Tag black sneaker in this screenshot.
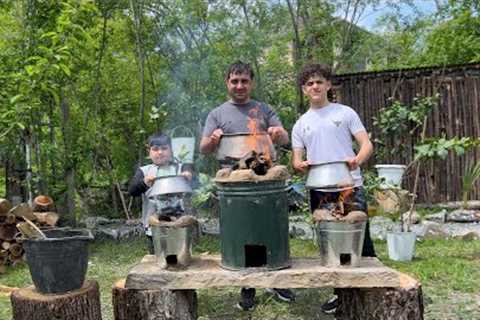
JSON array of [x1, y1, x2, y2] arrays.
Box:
[[266, 288, 296, 302], [236, 288, 255, 311], [320, 295, 339, 314]]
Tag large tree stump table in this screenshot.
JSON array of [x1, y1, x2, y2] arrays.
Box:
[[121, 255, 423, 320], [10, 280, 102, 320]]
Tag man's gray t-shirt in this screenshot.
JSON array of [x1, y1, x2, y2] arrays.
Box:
[[291, 103, 367, 187], [202, 100, 282, 136]]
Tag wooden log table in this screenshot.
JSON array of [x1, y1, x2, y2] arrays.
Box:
[[118, 255, 423, 320]]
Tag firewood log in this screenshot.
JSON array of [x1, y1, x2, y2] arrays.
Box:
[[1, 241, 11, 251], [0, 224, 17, 241], [33, 211, 59, 226], [0, 249, 8, 258], [33, 195, 54, 212], [9, 243, 23, 257], [0, 264, 5, 274], [9, 203, 36, 221], [6, 213, 16, 225], [0, 199, 12, 216]]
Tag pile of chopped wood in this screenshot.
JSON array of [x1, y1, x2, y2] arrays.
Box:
[[0, 196, 59, 273]]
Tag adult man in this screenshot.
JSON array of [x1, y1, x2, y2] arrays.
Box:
[[291, 63, 376, 314], [200, 61, 292, 311]]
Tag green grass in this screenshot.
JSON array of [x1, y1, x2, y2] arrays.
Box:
[[1, 237, 480, 320]]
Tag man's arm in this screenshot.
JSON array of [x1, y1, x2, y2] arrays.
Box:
[[292, 147, 310, 173], [346, 131, 373, 170]]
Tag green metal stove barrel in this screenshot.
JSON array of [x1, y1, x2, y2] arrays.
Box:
[[216, 180, 290, 270]]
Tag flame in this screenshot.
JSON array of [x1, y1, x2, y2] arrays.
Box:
[[337, 188, 354, 215], [246, 105, 271, 161]]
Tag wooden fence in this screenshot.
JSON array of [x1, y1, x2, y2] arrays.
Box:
[[332, 63, 480, 203]]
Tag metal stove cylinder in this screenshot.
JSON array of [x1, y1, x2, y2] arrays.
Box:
[[217, 180, 290, 270], [151, 225, 192, 268], [315, 221, 366, 267]]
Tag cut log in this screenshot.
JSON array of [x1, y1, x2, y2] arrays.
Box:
[[2, 241, 11, 250], [0, 224, 17, 241], [6, 213, 17, 225], [32, 195, 54, 212], [9, 243, 23, 257], [0, 198, 12, 216], [112, 279, 197, 320], [10, 280, 102, 320], [336, 273, 424, 320], [33, 212, 59, 226], [9, 203, 36, 221]]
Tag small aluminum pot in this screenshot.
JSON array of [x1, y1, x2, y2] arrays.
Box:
[[305, 161, 354, 190], [216, 132, 276, 161], [148, 175, 192, 198]]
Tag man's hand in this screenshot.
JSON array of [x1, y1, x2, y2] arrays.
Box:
[[293, 160, 310, 173], [210, 128, 224, 146], [144, 175, 156, 187], [346, 157, 360, 170], [181, 171, 193, 181], [267, 126, 288, 144]]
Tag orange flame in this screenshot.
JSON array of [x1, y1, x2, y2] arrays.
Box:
[[246, 105, 271, 161]]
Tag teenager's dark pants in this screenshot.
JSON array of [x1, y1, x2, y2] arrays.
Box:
[[309, 187, 376, 257]]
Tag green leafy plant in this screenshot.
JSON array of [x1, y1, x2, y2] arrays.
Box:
[[414, 137, 480, 161], [462, 161, 480, 208], [192, 173, 217, 216], [373, 95, 437, 161]]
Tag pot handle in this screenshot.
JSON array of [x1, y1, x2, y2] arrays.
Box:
[[170, 125, 194, 138]]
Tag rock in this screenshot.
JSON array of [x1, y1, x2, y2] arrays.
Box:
[[369, 216, 398, 240], [418, 221, 449, 239], [402, 210, 421, 225], [447, 209, 480, 223], [198, 218, 220, 236], [424, 210, 448, 223], [80, 216, 111, 229], [289, 221, 314, 240], [375, 189, 410, 214], [454, 231, 480, 241]]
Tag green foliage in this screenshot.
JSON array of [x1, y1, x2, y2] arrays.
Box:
[[414, 137, 480, 161], [362, 169, 385, 204], [462, 160, 480, 207], [373, 95, 438, 161]]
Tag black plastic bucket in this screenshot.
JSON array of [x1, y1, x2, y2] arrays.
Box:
[[23, 229, 94, 294]]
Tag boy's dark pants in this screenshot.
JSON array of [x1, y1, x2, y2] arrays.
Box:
[[309, 186, 376, 257]]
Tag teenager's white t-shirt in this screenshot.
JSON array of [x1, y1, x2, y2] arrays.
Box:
[[291, 103, 366, 187]]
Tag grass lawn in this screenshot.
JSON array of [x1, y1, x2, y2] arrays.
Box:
[[1, 236, 479, 320]]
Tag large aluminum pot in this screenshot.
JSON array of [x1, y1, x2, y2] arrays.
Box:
[[305, 161, 354, 190], [216, 132, 276, 161], [148, 175, 192, 198]]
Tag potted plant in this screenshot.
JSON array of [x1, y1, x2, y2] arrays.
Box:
[[373, 95, 438, 261]]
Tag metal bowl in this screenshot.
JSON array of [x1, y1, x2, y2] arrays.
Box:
[[305, 161, 354, 190], [216, 132, 276, 161], [148, 175, 192, 198]]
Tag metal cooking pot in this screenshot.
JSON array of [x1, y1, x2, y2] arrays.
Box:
[[216, 132, 276, 161], [305, 161, 354, 190], [148, 175, 192, 198]]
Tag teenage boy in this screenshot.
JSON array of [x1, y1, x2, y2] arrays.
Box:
[[200, 61, 292, 311], [291, 63, 376, 314], [129, 132, 192, 253]]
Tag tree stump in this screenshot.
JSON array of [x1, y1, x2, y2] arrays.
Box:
[[112, 279, 197, 320], [10, 280, 102, 320], [336, 273, 424, 320]]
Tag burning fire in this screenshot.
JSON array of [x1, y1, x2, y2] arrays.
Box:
[[246, 105, 272, 161]]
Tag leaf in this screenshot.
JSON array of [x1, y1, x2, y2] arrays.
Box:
[[9, 94, 23, 104]]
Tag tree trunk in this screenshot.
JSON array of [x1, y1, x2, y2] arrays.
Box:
[[10, 280, 102, 320], [5, 157, 26, 205], [112, 279, 197, 320], [336, 273, 424, 320]]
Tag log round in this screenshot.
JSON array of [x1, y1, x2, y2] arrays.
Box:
[[10, 280, 101, 320], [336, 274, 424, 320], [112, 279, 197, 320]]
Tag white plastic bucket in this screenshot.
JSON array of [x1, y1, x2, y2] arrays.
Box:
[[170, 126, 195, 164], [386, 232, 416, 261], [375, 164, 406, 189]]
